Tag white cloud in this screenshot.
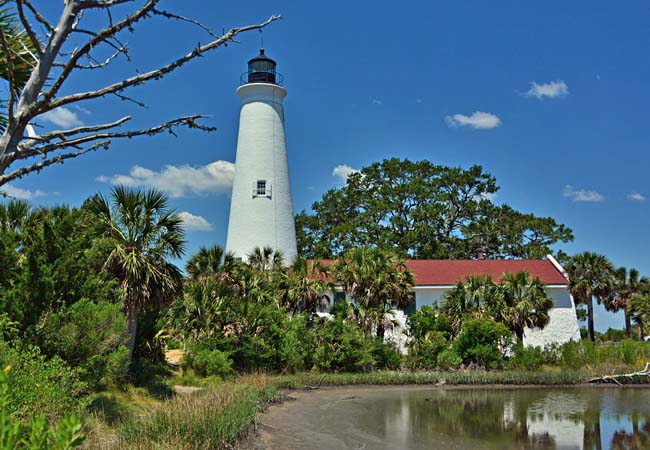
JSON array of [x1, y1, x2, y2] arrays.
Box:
[[445, 111, 501, 129], [98, 160, 235, 198], [372, 99, 383, 105], [524, 80, 569, 99], [1, 184, 45, 200], [563, 185, 605, 202], [628, 192, 646, 201], [332, 164, 360, 184], [40, 107, 84, 128], [480, 192, 498, 202], [177, 211, 213, 232]]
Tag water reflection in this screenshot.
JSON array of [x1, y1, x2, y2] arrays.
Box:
[[366, 388, 650, 450]]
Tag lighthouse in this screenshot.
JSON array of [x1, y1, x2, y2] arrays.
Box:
[[225, 49, 298, 263]]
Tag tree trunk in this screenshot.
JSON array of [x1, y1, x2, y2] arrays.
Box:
[[587, 298, 595, 342], [624, 307, 632, 339], [377, 322, 385, 339], [640, 321, 646, 341], [126, 308, 138, 362]]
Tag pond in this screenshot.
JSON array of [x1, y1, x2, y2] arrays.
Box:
[[254, 385, 650, 450]]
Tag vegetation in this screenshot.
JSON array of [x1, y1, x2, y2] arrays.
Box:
[[0, 173, 647, 449], [87, 187, 185, 361], [0, 366, 86, 450], [296, 158, 573, 259], [565, 252, 615, 342]]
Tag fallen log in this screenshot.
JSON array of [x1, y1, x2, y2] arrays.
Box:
[[587, 362, 650, 385]]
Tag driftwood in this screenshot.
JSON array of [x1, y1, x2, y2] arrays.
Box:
[[304, 375, 327, 390], [587, 362, 650, 385]]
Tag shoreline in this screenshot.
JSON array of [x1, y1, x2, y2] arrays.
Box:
[[243, 382, 650, 450]]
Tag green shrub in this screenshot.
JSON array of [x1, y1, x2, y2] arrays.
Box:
[[183, 347, 233, 379], [0, 341, 84, 420], [560, 340, 590, 369], [621, 339, 640, 365], [406, 331, 447, 370], [437, 348, 462, 370], [508, 344, 545, 370], [407, 306, 451, 340], [312, 318, 374, 372], [0, 367, 86, 450], [454, 318, 511, 369], [39, 299, 129, 388], [278, 315, 315, 373], [372, 339, 402, 370]]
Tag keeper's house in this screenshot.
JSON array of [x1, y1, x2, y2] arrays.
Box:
[[325, 255, 581, 348]]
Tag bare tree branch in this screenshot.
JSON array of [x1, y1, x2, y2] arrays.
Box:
[[15, 115, 215, 161], [15, 0, 43, 57], [0, 142, 108, 186], [0, 0, 280, 187], [151, 8, 219, 39], [21, 0, 54, 33], [19, 116, 132, 149], [43, 0, 162, 104], [48, 15, 281, 111]]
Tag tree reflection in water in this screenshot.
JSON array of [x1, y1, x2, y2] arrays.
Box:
[[374, 388, 650, 450]]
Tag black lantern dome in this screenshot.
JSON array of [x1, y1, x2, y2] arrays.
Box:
[[242, 49, 283, 85]]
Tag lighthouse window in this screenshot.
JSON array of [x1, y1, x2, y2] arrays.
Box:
[[253, 180, 271, 198], [256, 180, 267, 195]]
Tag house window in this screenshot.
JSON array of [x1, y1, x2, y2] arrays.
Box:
[[333, 291, 346, 304], [404, 292, 416, 316]]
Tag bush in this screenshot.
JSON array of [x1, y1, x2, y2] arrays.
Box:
[[278, 315, 315, 373], [39, 299, 129, 388], [508, 344, 545, 370], [560, 340, 591, 369], [312, 318, 374, 372], [621, 339, 640, 365], [454, 318, 511, 369], [407, 306, 451, 340], [0, 367, 86, 450], [406, 331, 447, 370], [372, 339, 402, 370], [0, 341, 85, 420], [437, 348, 462, 370], [183, 347, 233, 379]]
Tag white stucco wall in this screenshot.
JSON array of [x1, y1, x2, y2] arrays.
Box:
[[410, 284, 581, 348], [225, 83, 298, 264], [522, 287, 581, 348]]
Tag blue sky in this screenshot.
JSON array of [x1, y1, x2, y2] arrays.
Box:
[[4, 1, 649, 331]]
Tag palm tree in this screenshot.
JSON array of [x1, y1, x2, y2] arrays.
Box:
[[86, 186, 185, 360], [441, 275, 497, 336], [565, 252, 615, 342], [186, 245, 236, 282], [0, 1, 40, 132], [630, 278, 650, 340], [334, 247, 414, 337], [278, 257, 330, 314], [493, 271, 553, 342], [247, 246, 285, 273], [604, 267, 642, 338]]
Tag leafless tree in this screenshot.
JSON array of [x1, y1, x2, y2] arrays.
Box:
[[0, 0, 279, 193]]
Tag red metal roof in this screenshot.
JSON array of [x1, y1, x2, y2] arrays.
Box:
[[405, 259, 568, 286], [311, 259, 568, 286]]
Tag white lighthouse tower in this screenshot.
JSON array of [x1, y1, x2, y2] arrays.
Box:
[[225, 49, 298, 263]]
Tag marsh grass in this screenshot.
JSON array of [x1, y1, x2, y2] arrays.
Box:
[[83, 375, 280, 450], [275, 369, 587, 388]]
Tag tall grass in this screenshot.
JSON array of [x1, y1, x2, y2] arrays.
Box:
[[83, 375, 280, 450], [276, 369, 586, 388]]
